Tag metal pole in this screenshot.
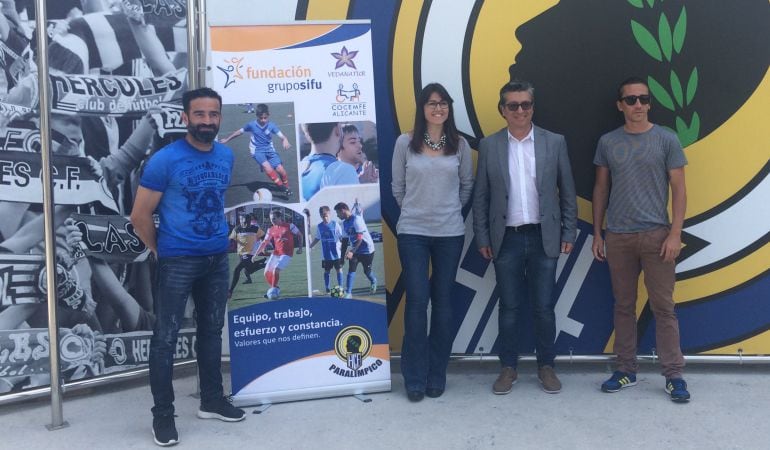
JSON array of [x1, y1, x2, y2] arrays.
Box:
[[186, 0, 199, 89], [34, 0, 68, 431], [197, 0, 208, 86]]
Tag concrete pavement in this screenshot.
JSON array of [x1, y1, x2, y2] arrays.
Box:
[[2, 361, 769, 449]]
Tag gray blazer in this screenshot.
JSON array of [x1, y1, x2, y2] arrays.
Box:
[[472, 125, 577, 259]]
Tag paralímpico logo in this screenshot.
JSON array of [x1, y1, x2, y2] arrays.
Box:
[[329, 325, 383, 377]]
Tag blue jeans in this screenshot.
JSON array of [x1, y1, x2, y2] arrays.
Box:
[[398, 234, 464, 392], [150, 253, 229, 417], [493, 227, 558, 368]]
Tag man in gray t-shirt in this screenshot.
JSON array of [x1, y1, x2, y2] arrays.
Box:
[[592, 77, 690, 403]]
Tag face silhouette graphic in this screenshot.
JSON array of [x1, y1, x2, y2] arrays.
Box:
[[508, 0, 770, 198]]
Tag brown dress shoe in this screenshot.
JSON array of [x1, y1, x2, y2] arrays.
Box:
[[538, 366, 562, 394], [492, 367, 518, 394]]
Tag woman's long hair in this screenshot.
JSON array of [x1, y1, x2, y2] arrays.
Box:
[[409, 83, 460, 155]]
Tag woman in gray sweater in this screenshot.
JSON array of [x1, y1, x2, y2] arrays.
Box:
[[391, 83, 474, 402]]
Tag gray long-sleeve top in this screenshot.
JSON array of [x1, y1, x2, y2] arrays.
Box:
[[391, 133, 474, 237]]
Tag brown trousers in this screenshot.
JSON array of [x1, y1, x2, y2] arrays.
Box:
[[606, 227, 685, 379]]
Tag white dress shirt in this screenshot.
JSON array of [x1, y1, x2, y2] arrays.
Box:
[[506, 127, 540, 226]]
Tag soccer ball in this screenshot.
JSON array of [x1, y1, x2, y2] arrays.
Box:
[[265, 287, 281, 300], [329, 285, 345, 298], [253, 188, 273, 203]]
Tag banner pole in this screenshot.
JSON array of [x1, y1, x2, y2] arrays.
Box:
[[197, 0, 208, 87], [34, 0, 68, 431], [186, 0, 199, 89]]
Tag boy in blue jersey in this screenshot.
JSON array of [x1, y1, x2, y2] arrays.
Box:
[[308, 206, 344, 294], [131, 88, 245, 447], [299, 122, 341, 201], [220, 104, 292, 196], [333, 202, 377, 299]]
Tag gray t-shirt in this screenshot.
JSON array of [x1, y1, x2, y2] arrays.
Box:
[[391, 133, 474, 236], [594, 124, 687, 233]]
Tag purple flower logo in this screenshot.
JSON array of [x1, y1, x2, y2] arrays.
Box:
[[331, 46, 358, 70]]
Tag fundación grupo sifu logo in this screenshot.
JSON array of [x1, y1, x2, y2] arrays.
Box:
[[217, 56, 245, 88], [330, 325, 383, 377]]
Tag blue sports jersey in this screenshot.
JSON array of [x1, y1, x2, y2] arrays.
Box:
[[243, 120, 281, 153], [342, 215, 374, 255], [139, 138, 233, 257], [316, 220, 343, 261], [300, 153, 337, 201]]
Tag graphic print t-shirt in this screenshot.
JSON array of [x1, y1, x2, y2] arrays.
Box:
[[244, 120, 280, 153], [315, 220, 343, 260], [139, 139, 233, 257]]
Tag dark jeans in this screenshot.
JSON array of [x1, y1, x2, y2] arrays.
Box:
[[150, 253, 229, 417], [398, 234, 464, 392], [493, 227, 558, 368]]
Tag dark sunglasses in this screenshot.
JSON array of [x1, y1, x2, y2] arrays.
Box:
[[503, 101, 533, 111], [620, 95, 651, 105]]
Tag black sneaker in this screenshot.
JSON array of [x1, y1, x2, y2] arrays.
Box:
[[197, 396, 246, 422], [152, 415, 179, 446]]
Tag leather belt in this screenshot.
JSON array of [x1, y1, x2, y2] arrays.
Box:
[[506, 223, 540, 233]]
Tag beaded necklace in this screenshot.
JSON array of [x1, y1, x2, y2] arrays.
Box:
[[423, 132, 446, 151]]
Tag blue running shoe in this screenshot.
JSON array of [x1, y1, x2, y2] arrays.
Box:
[[665, 378, 691, 403], [601, 371, 637, 393]]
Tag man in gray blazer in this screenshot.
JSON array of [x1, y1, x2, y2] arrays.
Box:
[[473, 80, 577, 395]]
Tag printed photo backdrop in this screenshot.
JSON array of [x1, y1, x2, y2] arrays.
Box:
[[224, 1, 770, 357], [0, 0, 193, 397]]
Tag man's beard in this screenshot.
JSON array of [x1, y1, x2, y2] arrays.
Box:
[[188, 123, 219, 144]]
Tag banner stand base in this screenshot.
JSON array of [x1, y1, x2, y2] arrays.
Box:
[[353, 394, 372, 403], [251, 404, 272, 414], [45, 421, 69, 431], [233, 380, 391, 407]]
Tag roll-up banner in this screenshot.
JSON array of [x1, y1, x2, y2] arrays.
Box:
[[210, 21, 390, 405]]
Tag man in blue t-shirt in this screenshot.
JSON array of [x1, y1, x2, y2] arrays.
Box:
[[308, 205, 344, 294], [334, 202, 377, 299], [219, 104, 292, 196], [131, 88, 245, 446]]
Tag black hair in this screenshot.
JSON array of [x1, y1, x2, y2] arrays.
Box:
[[333, 202, 349, 212], [617, 76, 649, 100], [410, 83, 460, 155], [256, 103, 269, 116], [304, 122, 338, 143], [498, 80, 535, 112], [182, 87, 222, 113]]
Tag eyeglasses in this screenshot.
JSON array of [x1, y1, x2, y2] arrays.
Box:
[[620, 95, 651, 105], [426, 101, 449, 110], [503, 101, 533, 111]]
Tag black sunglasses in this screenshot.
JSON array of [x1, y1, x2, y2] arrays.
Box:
[[503, 101, 533, 111], [620, 95, 651, 105]]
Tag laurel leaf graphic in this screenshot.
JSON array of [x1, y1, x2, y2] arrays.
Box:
[[673, 6, 687, 53], [627, 0, 644, 8], [648, 75, 675, 110], [685, 67, 698, 106], [631, 20, 663, 61], [670, 70, 684, 108], [658, 12, 673, 61]]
